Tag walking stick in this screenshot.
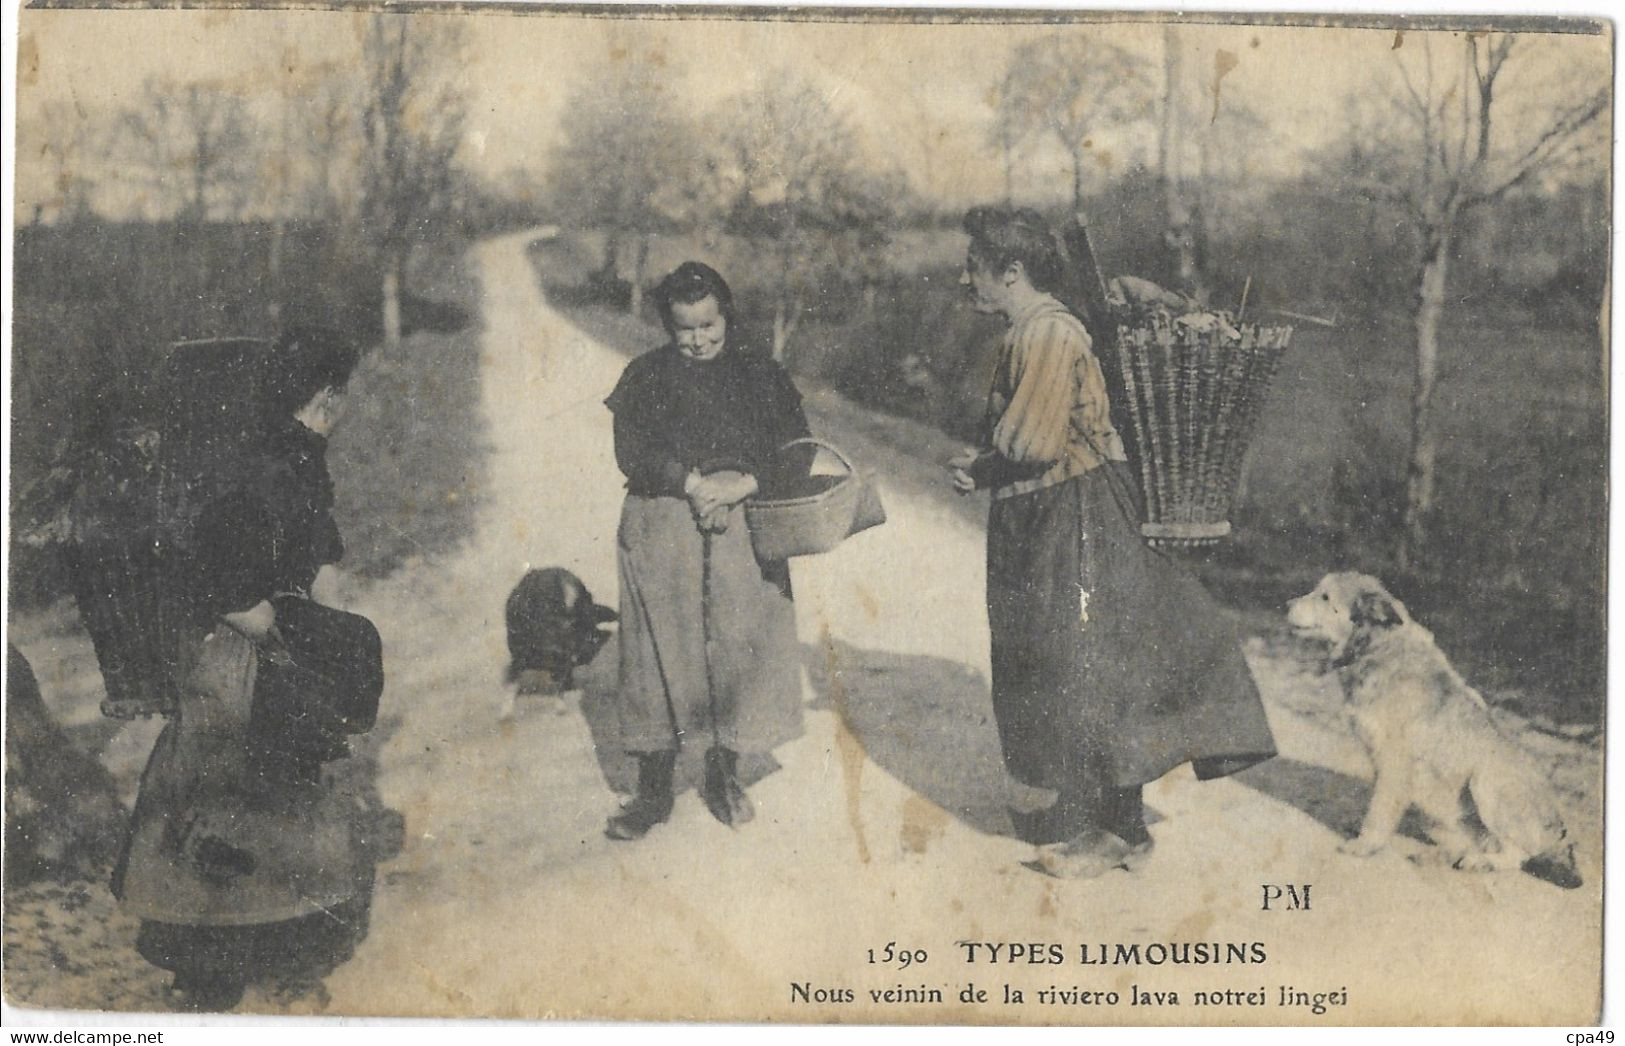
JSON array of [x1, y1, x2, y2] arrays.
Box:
[[694, 466, 753, 827], [694, 463, 744, 754], [701, 523, 722, 751]]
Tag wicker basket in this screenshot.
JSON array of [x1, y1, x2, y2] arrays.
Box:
[[63, 427, 186, 719], [62, 337, 273, 718], [744, 438, 885, 560], [1097, 321, 1293, 546]]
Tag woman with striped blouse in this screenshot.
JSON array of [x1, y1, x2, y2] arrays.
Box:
[[950, 207, 1276, 879]]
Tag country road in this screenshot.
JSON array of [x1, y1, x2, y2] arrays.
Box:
[[5, 229, 1602, 1025], [321, 229, 1601, 1024]]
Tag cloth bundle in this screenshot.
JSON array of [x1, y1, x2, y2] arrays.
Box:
[[247, 596, 384, 774]]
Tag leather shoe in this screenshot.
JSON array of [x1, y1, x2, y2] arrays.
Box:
[[1034, 828, 1137, 879], [702, 747, 754, 827], [606, 750, 676, 841]]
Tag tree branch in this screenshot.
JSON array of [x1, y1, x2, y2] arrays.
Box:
[[1394, 50, 1430, 122], [1467, 87, 1608, 205], [1450, 39, 1472, 178]]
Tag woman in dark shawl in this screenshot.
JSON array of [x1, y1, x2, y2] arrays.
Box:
[[603, 262, 813, 840], [949, 208, 1276, 878]]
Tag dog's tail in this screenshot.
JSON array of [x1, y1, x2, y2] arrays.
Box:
[[1522, 842, 1583, 890], [1471, 755, 1579, 889]]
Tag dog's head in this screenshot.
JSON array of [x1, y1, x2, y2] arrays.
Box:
[[571, 599, 618, 665], [1286, 572, 1411, 667], [506, 568, 618, 684], [555, 570, 617, 666]]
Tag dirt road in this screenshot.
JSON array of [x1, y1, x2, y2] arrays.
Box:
[[6, 229, 1601, 1024]]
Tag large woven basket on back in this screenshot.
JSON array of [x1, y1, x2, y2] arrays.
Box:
[[63, 431, 180, 720], [1096, 321, 1293, 546], [64, 337, 272, 718]]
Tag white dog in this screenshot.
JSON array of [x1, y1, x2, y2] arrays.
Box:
[[1286, 572, 1580, 888]]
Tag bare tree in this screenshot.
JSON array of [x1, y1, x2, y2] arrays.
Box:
[[984, 80, 1025, 207], [359, 15, 468, 348], [718, 75, 902, 359], [255, 58, 363, 226], [28, 98, 103, 223], [116, 76, 257, 222], [1349, 33, 1608, 567], [1194, 88, 1270, 260], [994, 117, 1020, 207], [547, 66, 706, 315], [242, 54, 367, 323], [994, 34, 1154, 209], [1159, 26, 1205, 299]]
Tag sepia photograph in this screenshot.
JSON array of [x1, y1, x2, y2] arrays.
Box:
[[3, 2, 1612, 1026]]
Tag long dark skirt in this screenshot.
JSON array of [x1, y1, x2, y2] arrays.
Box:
[[112, 629, 361, 925], [136, 892, 370, 993], [615, 495, 803, 754], [112, 626, 368, 996], [987, 464, 1276, 845]]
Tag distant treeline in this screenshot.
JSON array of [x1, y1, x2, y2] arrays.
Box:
[[556, 163, 1607, 448], [861, 166, 1607, 331]]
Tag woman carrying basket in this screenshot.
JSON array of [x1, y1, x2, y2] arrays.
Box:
[[112, 327, 370, 1009], [949, 207, 1276, 879], [603, 262, 814, 841]]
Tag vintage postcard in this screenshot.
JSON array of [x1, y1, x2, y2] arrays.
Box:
[[4, 2, 1610, 1026]]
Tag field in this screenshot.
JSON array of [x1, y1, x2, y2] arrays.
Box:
[[327, 249, 487, 582]]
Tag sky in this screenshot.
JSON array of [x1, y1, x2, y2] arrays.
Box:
[[13, 7, 1612, 217]]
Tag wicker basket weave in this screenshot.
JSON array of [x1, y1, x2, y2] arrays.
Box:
[[744, 438, 884, 560], [63, 337, 272, 718], [64, 494, 182, 720], [1097, 321, 1293, 546]]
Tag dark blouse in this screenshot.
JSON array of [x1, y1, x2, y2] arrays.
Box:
[[188, 418, 344, 619], [262, 418, 345, 593], [605, 344, 814, 498]]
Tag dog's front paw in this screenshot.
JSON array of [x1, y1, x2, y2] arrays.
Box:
[[1404, 845, 1458, 868], [1338, 836, 1387, 858], [1448, 849, 1497, 873], [514, 669, 561, 696]]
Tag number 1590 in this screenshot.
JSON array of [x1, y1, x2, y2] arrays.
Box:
[[868, 943, 927, 968]]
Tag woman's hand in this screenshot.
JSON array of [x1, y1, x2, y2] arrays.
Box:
[[689, 470, 759, 519], [222, 599, 277, 641], [948, 448, 983, 495], [697, 504, 732, 534]]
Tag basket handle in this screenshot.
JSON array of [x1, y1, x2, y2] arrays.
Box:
[[777, 437, 857, 477]]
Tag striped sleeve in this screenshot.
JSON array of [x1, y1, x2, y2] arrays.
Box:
[[1076, 338, 1117, 456], [990, 312, 1084, 465]]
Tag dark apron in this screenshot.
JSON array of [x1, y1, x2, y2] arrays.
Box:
[[986, 464, 1275, 844]]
